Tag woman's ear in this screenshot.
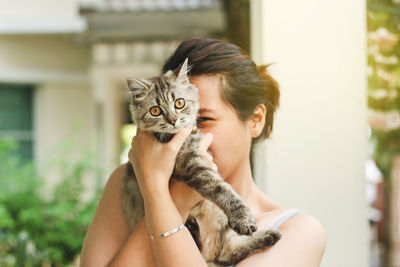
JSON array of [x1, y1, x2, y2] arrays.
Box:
[[248, 104, 266, 138]]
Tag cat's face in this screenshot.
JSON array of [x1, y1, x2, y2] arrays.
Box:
[[127, 59, 199, 133]]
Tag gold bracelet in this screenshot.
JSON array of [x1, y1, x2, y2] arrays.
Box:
[[149, 224, 185, 240]]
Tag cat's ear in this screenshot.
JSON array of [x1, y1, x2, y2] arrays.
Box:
[[127, 78, 150, 102], [176, 58, 190, 85]]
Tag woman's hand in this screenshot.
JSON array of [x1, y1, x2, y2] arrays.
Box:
[[128, 128, 217, 217], [199, 132, 218, 172], [128, 126, 192, 197]]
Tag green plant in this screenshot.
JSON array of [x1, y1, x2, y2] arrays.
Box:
[[367, 2, 400, 266], [367, 0, 400, 176], [0, 139, 102, 266]]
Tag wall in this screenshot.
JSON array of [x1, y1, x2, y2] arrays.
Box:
[[0, 34, 92, 188], [0, 35, 89, 83], [0, 0, 85, 33], [251, 0, 369, 266]]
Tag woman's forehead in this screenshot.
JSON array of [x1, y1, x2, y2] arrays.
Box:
[[190, 74, 220, 90], [191, 74, 243, 123], [190, 74, 224, 109]]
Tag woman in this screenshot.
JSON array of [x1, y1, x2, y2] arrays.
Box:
[[80, 38, 326, 266]]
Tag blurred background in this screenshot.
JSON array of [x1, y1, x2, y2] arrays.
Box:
[[0, 0, 398, 266]]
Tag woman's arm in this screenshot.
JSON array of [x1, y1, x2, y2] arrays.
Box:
[[124, 127, 206, 267], [109, 183, 205, 267], [80, 127, 211, 267], [81, 170, 206, 267]]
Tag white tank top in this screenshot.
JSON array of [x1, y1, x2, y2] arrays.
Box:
[[264, 209, 305, 230]]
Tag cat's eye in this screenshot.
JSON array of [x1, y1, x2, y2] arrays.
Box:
[[174, 98, 185, 109], [150, 106, 161, 116]]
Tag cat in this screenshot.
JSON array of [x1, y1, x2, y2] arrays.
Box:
[[122, 58, 281, 266]]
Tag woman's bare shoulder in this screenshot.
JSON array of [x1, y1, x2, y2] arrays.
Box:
[[239, 187, 326, 267], [239, 209, 326, 267], [108, 163, 127, 186], [280, 211, 326, 248]]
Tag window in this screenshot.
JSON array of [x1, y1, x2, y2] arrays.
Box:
[[0, 84, 34, 161]]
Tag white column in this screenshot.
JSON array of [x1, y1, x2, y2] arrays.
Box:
[[251, 1, 369, 266]]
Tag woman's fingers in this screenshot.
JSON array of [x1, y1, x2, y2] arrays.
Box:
[[131, 126, 191, 162], [199, 132, 213, 153], [199, 133, 218, 172], [169, 125, 193, 152]]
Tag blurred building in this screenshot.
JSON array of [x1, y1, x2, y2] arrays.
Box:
[[0, 0, 225, 178]]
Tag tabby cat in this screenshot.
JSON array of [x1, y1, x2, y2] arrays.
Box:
[[122, 59, 281, 266]]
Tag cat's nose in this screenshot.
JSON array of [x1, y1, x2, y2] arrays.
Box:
[[166, 116, 177, 125]]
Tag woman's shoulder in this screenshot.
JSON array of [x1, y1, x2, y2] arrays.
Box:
[[244, 186, 326, 265], [253, 189, 325, 244], [277, 209, 326, 263], [111, 163, 127, 178], [238, 207, 326, 266], [277, 209, 326, 245], [106, 163, 127, 187], [258, 206, 326, 247]]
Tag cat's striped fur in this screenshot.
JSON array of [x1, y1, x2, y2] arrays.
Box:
[[122, 59, 281, 266]]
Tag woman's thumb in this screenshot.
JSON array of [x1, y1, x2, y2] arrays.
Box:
[[170, 125, 192, 150], [199, 132, 213, 153]]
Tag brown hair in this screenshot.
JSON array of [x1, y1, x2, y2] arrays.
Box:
[[162, 38, 280, 143]]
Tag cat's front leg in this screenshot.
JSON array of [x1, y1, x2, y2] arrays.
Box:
[[213, 229, 281, 266], [174, 153, 257, 236]]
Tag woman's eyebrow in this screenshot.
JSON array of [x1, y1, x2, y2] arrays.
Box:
[[199, 108, 216, 114]]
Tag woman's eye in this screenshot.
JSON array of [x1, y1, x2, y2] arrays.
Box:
[[149, 106, 162, 116], [174, 98, 185, 109], [197, 117, 211, 123]]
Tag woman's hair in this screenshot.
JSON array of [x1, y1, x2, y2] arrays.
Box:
[[162, 38, 280, 143]]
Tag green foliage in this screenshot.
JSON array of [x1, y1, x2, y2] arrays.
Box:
[[367, 0, 400, 179], [0, 140, 102, 266], [371, 127, 400, 178]]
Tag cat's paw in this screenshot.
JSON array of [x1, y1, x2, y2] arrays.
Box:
[[228, 212, 257, 236], [260, 229, 281, 246]]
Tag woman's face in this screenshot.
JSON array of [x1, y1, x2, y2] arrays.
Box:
[[190, 74, 253, 181]]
